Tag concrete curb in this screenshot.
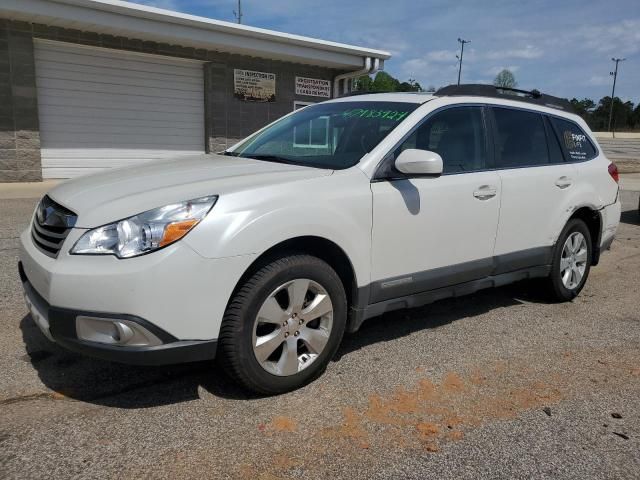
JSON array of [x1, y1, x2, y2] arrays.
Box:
[[0, 179, 62, 199]]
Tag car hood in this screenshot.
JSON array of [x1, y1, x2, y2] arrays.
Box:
[[47, 154, 331, 228]]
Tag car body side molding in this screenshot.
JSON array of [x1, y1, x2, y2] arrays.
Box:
[[347, 246, 553, 333]]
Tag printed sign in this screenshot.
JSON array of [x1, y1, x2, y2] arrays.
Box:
[[563, 130, 588, 161], [295, 76, 331, 98], [234, 69, 276, 102]]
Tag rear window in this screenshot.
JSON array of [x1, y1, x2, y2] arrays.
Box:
[[550, 117, 597, 162]]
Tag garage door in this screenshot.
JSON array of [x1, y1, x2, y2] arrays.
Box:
[[34, 40, 205, 178]]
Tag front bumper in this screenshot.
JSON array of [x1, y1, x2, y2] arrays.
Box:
[[18, 224, 258, 365], [19, 227, 256, 340], [20, 263, 217, 366]]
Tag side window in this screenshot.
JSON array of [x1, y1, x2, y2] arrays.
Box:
[[395, 106, 486, 173], [492, 107, 549, 168], [550, 117, 597, 162]]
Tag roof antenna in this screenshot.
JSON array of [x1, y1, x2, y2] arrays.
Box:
[[233, 0, 243, 24]]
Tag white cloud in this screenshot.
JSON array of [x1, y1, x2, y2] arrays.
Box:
[[484, 45, 543, 60], [484, 65, 520, 76], [576, 19, 640, 56], [425, 50, 458, 62], [586, 75, 613, 87]]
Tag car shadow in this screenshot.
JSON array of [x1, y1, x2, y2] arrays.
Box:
[[337, 279, 549, 358], [20, 315, 251, 407], [21, 279, 553, 407]]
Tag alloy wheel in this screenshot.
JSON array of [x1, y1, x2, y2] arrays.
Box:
[[252, 278, 333, 376], [560, 231, 588, 290]]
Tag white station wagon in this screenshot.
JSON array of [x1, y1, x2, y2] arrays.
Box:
[[20, 84, 621, 394]]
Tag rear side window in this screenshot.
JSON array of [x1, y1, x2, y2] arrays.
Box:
[[492, 107, 549, 168], [395, 106, 487, 174], [550, 117, 597, 162]]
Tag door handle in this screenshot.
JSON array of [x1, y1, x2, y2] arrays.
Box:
[[555, 176, 573, 189], [473, 185, 497, 200]]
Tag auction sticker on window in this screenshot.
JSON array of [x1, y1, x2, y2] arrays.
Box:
[[342, 108, 410, 122], [295, 77, 331, 98], [234, 69, 276, 102]]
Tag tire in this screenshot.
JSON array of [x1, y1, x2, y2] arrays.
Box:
[[218, 254, 347, 395], [546, 218, 592, 302]]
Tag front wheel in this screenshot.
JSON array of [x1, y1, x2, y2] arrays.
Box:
[[546, 218, 592, 302], [218, 254, 347, 395]]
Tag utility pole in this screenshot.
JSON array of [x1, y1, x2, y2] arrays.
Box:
[[233, 0, 243, 24], [456, 38, 470, 86], [608, 57, 625, 136]]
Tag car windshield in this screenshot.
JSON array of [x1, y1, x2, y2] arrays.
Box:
[[227, 101, 419, 169]]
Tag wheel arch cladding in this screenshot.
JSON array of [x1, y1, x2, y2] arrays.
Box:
[[227, 235, 359, 328], [568, 206, 602, 265]]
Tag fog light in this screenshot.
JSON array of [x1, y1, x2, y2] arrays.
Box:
[[76, 316, 162, 347]]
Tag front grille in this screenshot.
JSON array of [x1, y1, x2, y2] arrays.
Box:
[[31, 196, 77, 258]]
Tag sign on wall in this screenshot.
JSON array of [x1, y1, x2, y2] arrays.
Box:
[[234, 69, 276, 102], [295, 76, 331, 98]]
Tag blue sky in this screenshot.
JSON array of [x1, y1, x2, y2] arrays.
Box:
[[132, 0, 639, 104]]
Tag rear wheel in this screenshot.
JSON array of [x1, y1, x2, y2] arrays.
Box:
[[218, 254, 347, 395], [546, 218, 592, 301]]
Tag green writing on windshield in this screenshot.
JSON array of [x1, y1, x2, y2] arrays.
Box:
[[342, 109, 410, 122]]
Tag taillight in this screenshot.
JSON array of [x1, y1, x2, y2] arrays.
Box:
[[608, 162, 619, 183]]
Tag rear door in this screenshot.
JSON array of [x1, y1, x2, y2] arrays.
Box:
[[490, 106, 577, 269]]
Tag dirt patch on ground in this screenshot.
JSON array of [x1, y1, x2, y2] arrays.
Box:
[[239, 347, 639, 479]]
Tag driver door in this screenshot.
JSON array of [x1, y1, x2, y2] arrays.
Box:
[[369, 105, 501, 303]]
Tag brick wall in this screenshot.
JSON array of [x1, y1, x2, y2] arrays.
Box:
[[0, 19, 344, 181], [0, 20, 41, 182]]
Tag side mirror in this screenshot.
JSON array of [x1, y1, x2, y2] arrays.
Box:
[[394, 149, 443, 177]]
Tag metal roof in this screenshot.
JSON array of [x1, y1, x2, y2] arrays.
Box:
[[0, 0, 391, 69]]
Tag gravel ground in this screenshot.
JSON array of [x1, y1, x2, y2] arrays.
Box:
[[0, 188, 639, 480]]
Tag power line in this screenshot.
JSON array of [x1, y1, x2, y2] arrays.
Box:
[[456, 38, 470, 86], [608, 57, 625, 135], [233, 0, 243, 24]]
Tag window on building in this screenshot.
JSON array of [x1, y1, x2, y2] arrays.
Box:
[[550, 117, 597, 162], [294, 116, 330, 148], [395, 106, 487, 174], [492, 107, 549, 168]]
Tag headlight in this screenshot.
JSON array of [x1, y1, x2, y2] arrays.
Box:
[[71, 196, 217, 258]]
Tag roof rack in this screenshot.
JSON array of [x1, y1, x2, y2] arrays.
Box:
[[434, 84, 574, 113]]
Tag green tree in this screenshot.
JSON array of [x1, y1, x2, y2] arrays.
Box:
[[353, 72, 422, 93], [633, 104, 640, 129], [493, 69, 517, 88], [569, 98, 596, 125], [570, 98, 596, 117], [398, 78, 423, 92], [591, 97, 635, 131]]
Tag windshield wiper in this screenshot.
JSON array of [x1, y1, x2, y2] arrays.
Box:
[[237, 154, 302, 166]]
